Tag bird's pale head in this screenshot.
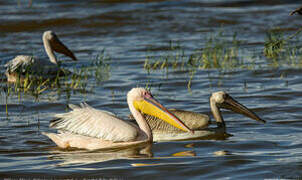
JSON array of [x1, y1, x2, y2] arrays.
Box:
[[127, 87, 193, 133], [211, 91, 227, 104], [43, 30, 56, 41], [127, 87, 152, 102]]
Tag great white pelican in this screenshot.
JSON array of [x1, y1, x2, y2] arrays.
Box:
[[5, 30, 76, 83], [130, 91, 265, 142], [42, 87, 192, 150]]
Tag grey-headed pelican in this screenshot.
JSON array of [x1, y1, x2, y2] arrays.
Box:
[[5, 30, 76, 83], [43, 87, 192, 150], [131, 91, 265, 142]]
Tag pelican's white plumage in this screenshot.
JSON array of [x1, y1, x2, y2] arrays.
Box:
[[6, 55, 60, 79], [43, 88, 192, 150], [52, 103, 138, 142], [5, 30, 76, 82]]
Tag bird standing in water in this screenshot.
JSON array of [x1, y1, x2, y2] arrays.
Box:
[[5, 30, 77, 83]]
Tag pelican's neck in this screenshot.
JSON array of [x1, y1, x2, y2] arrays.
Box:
[[128, 100, 153, 141], [210, 97, 226, 128], [43, 35, 58, 65]]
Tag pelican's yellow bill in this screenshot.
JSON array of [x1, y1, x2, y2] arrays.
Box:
[[134, 99, 192, 132]]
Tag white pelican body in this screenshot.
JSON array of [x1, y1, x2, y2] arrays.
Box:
[[43, 88, 192, 150], [134, 91, 265, 142], [5, 31, 76, 83]]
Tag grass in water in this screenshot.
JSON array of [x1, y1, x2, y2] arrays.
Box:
[[144, 41, 187, 73], [263, 29, 286, 59], [143, 28, 302, 91], [145, 28, 302, 73], [189, 32, 242, 69], [144, 31, 244, 73], [264, 27, 302, 67]]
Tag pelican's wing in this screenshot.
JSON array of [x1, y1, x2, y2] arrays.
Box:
[[51, 103, 138, 142], [5, 55, 59, 75], [5, 55, 35, 73]]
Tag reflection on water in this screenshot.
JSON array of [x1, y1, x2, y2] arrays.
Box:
[[48, 144, 153, 166], [1, 0, 302, 179]]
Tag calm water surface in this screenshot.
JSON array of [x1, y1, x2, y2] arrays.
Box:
[[1, 0, 302, 179]]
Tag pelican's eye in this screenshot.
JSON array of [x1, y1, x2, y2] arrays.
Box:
[[223, 93, 228, 99], [143, 91, 153, 99]]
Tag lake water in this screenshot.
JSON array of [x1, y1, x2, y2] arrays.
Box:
[[1, 0, 302, 179]]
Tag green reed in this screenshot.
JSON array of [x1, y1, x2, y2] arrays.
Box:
[[191, 32, 242, 69], [144, 27, 302, 74], [143, 28, 302, 91], [264, 29, 286, 59], [144, 41, 187, 73], [264, 27, 302, 67], [92, 49, 111, 84], [144, 31, 244, 73], [143, 31, 249, 91]]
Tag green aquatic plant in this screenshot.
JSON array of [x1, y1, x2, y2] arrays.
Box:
[[144, 31, 244, 72], [144, 27, 302, 74], [143, 31, 249, 92], [264, 27, 302, 67], [144, 41, 189, 73], [264, 29, 286, 59], [264, 27, 302, 58], [142, 27, 302, 92], [191, 32, 242, 69], [91, 50, 111, 84], [187, 70, 195, 93], [144, 47, 187, 72]]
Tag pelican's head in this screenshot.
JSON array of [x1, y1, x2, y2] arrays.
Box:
[[210, 91, 265, 123], [127, 88, 193, 133], [43, 30, 77, 64]]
